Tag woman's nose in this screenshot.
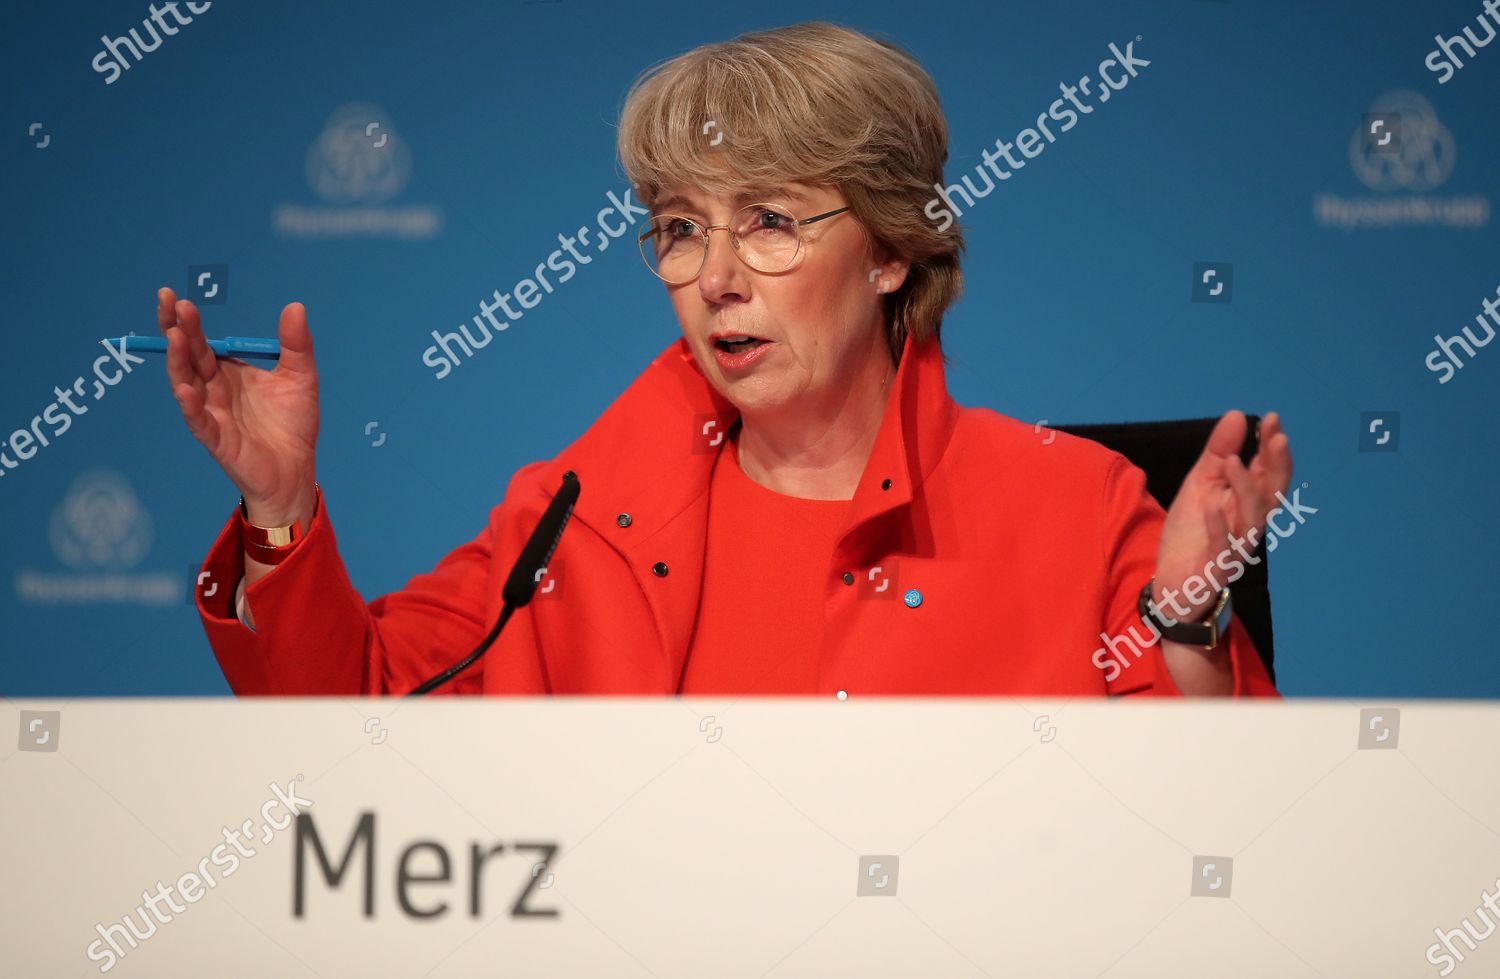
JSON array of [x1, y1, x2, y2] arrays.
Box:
[[698, 228, 749, 302]]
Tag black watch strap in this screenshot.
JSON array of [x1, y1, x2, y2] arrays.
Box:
[[1137, 579, 1233, 649]]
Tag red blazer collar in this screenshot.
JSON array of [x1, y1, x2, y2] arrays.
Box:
[[542, 331, 960, 541]]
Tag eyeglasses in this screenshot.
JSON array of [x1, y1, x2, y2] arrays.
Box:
[[637, 202, 850, 284]]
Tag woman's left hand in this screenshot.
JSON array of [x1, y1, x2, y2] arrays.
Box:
[[1153, 410, 1294, 622]]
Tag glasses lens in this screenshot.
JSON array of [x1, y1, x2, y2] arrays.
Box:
[[734, 204, 801, 273], [640, 215, 704, 283]]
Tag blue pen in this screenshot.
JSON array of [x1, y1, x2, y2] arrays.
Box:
[[100, 335, 281, 362]]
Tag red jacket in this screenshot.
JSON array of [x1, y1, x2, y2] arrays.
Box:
[[196, 332, 1280, 698]]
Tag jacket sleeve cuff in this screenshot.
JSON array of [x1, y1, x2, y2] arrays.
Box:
[[194, 493, 371, 694], [1148, 612, 1280, 698]]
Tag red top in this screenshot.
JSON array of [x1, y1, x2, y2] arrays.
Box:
[[678, 431, 852, 694], [194, 332, 1281, 699]]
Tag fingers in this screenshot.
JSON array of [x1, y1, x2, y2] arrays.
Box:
[[162, 288, 206, 441], [1189, 410, 1248, 481], [1223, 453, 1265, 537], [167, 330, 221, 452], [158, 287, 191, 393], [274, 302, 316, 378], [1249, 411, 1294, 498], [175, 299, 218, 383], [1256, 433, 1293, 497], [173, 379, 220, 449], [161, 287, 225, 455], [1206, 409, 1247, 457], [156, 286, 178, 334], [175, 374, 214, 434], [166, 331, 219, 454], [158, 287, 217, 384], [164, 313, 202, 397]]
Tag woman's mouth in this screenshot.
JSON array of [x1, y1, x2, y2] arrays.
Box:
[[714, 336, 770, 353], [712, 335, 774, 370]]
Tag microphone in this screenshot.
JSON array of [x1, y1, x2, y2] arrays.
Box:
[[406, 471, 580, 696]]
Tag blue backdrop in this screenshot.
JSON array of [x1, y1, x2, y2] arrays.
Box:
[[3, 0, 1496, 696]]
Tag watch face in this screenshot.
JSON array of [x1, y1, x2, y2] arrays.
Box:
[[1214, 589, 1234, 636]]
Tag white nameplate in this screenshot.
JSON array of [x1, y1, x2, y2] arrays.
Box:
[[3, 698, 1495, 977]]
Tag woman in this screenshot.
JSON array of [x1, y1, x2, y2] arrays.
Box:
[[162, 22, 1291, 697]]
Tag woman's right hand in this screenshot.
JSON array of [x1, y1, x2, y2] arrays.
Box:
[[158, 286, 321, 529]]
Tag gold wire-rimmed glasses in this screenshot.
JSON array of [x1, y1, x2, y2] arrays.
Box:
[[637, 202, 850, 284]]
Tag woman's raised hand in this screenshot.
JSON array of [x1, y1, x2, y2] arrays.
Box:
[[157, 286, 320, 528]]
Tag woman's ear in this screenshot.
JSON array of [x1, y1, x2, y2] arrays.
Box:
[[870, 258, 911, 295]]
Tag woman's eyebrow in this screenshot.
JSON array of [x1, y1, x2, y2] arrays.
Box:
[[738, 188, 810, 205], [653, 188, 812, 214]]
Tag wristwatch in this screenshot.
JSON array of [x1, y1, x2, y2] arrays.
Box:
[[239, 485, 320, 566], [1137, 578, 1233, 650]]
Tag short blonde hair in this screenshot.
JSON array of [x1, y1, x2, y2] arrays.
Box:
[[617, 21, 964, 363]]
